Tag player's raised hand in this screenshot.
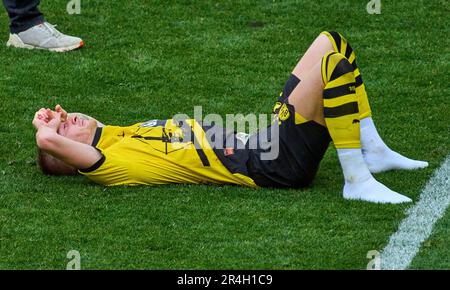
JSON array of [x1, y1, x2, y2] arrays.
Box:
[[55, 104, 68, 122], [32, 108, 50, 130], [46, 112, 63, 131]]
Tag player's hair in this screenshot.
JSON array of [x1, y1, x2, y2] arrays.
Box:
[[37, 148, 78, 176]]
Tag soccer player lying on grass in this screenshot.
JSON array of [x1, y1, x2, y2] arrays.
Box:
[[32, 31, 428, 204]]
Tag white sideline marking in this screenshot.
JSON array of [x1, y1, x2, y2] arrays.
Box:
[[381, 155, 450, 270]]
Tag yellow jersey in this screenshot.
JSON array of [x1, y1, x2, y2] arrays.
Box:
[[79, 119, 257, 187]]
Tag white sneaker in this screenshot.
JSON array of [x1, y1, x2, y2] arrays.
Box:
[[6, 22, 84, 52]]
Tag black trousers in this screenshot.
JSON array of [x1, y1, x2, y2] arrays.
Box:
[[3, 0, 44, 33]]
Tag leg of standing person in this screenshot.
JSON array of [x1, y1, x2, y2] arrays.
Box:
[[3, 0, 44, 34], [3, 0, 84, 52]]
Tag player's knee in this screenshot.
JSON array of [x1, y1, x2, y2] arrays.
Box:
[[321, 31, 350, 55], [321, 30, 339, 38], [321, 52, 353, 84], [322, 31, 345, 44], [328, 31, 344, 38], [316, 33, 334, 51], [330, 53, 353, 73]]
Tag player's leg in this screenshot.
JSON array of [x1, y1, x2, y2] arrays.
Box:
[[291, 33, 334, 81], [288, 52, 411, 203], [322, 31, 428, 173]]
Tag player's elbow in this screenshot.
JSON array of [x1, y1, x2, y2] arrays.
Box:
[[36, 147, 78, 176], [36, 130, 55, 151], [35, 131, 78, 176]]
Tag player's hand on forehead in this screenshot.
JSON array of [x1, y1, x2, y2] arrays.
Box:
[[33, 104, 69, 130], [35, 105, 68, 121], [32, 108, 49, 129], [48, 104, 68, 122], [33, 107, 62, 130], [54, 104, 68, 122], [34, 107, 54, 124]]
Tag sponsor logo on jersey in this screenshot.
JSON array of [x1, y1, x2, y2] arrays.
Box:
[[139, 120, 167, 128]]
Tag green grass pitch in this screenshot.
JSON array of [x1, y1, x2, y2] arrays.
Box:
[[0, 0, 449, 269]]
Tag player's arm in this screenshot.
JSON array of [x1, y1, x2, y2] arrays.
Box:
[[33, 109, 103, 170]]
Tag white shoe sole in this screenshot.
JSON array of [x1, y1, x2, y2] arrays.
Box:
[[6, 34, 84, 52]]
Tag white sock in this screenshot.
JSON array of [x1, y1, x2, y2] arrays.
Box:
[[360, 117, 428, 173], [337, 149, 412, 204]]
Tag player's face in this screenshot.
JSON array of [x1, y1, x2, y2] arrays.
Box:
[[57, 113, 97, 144]]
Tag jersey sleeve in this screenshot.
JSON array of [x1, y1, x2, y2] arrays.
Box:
[[78, 148, 132, 186]]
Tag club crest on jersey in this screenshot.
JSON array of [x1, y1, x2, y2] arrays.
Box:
[[272, 102, 282, 113], [278, 103, 290, 121]]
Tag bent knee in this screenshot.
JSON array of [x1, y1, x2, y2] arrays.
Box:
[[315, 33, 334, 51], [321, 52, 353, 83], [320, 31, 347, 53]]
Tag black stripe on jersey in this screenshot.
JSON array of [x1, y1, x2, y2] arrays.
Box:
[[344, 42, 353, 59], [351, 60, 358, 70], [324, 82, 356, 99], [328, 31, 342, 52], [79, 152, 106, 173], [355, 75, 363, 87], [324, 102, 359, 118], [195, 148, 210, 167], [329, 57, 354, 81], [192, 133, 210, 167], [187, 125, 210, 167], [132, 135, 170, 141], [91, 127, 103, 147]]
